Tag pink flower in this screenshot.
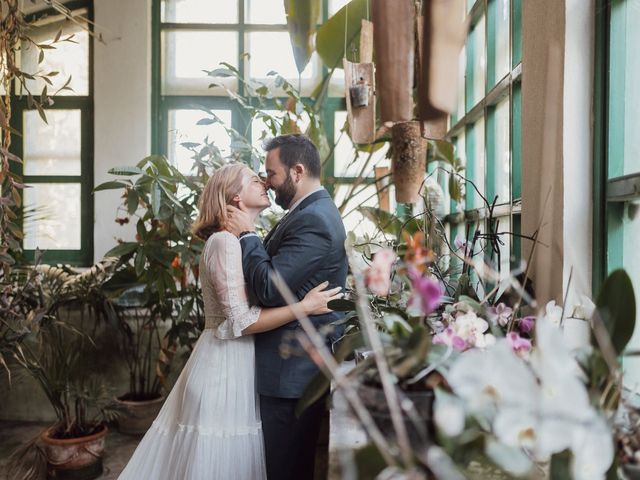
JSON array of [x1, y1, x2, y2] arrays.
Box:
[[365, 249, 396, 296], [433, 326, 467, 351], [408, 269, 444, 315], [518, 316, 536, 333], [506, 332, 532, 357], [488, 303, 513, 327]]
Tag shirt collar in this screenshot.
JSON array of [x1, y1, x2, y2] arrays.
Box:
[[287, 186, 325, 213]]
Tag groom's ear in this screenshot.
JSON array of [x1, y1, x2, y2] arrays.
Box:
[[293, 163, 305, 179]]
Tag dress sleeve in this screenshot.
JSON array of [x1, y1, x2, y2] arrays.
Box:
[[206, 232, 261, 339]]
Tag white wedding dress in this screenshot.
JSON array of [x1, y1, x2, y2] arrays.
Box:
[[118, 231, 267, 480]]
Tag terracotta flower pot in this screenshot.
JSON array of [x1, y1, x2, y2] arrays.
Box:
[[40, 424, 107, 480], [391, 121, 427, 204], [115, 394, 165, 435]]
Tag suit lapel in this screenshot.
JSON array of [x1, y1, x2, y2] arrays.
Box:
[[263, 189, 330, 250]]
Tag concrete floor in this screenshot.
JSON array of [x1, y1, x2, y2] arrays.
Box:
[[0, 421, 139, 480], [0, 394, 366, 480]]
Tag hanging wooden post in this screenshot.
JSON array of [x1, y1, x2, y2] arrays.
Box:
[[418, 0, 468, 135], [344, 19, 375, 144], [392, 121, 427, 204], [372, 0, 414, 123], [374, 165, 391, 212]]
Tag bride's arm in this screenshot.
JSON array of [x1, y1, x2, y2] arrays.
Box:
[[241, 282, 341, 335], [207, 233, 340, 338]]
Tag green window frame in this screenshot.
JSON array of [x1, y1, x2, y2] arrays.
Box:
[[593, 0, 640, 385], [151, 0, 350, 186], [593, 0, 640, 291], [8, 0, 94, 266], [445, 0, 523, 284]]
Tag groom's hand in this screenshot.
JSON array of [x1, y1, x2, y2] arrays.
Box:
[[226, 204, 254, 237]]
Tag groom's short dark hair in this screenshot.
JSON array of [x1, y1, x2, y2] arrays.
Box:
[[263, 134, 321, 178]]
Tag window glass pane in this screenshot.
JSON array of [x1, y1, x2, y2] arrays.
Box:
[[493, 98, 510, 204], [23, 183, 81, 250], [494, 215, 511, 279], [333, 111, 389, 178], [466, 118, 485, 209], [168, 109, 232, 173], [247, 32, 316, 79], [452, 132, 466, 213], [466, 16, 486, 110], [468, 220, 486, 299], [162, 31, 238, 94], [23, 110, 81, 176], [334, 184, 380, 238], [20, 15, 89, 96], [494, 0, 510, 82], [329, 0, 350, 16], [455, 45, 466, 122], [251, 110, 310, 150], [620, 211, 640, 386], [247, 0, 286, 24], [435, 161, 451, 217], [161, 0, 238, 23], [608, 0, 640, 176]]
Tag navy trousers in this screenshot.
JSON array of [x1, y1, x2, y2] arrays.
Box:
[[260, 394, 327, 480]]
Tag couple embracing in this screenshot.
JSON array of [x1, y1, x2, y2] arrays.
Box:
[[119, 134, 348, 479]]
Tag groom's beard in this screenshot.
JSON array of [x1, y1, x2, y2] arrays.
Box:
[[274, 172, 297, 210]]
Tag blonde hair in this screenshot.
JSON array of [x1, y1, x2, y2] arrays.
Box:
[[192, 163, 249, 240]]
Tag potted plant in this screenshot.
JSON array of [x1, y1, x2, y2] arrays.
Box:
[[95, 154, 205, 434], [4, 256, 121, 480]]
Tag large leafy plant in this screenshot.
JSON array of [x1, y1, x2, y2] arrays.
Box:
[[5, 257, 121, 437]]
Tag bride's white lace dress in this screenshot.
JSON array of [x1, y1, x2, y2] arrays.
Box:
[[118, 231, 267, 480]]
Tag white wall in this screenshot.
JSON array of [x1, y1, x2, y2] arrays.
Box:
[[93, 0, 152, 260], [562, 0, 595, 310]]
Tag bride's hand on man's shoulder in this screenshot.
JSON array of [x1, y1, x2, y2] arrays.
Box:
[[301, 281, 343, 316]]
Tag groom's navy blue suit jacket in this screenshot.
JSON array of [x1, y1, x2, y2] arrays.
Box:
[[239, 188, 348, 398]]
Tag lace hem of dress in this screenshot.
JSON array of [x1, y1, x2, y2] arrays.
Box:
[[150, 420, 262, 437]]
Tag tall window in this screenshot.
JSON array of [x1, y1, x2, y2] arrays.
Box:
[[445, 0, 522, 285], [10, 3, 94, 265], [153, 0, 389, 235], [594, 0, 640, 382]]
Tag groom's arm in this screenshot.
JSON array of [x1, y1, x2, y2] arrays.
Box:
[[239, 214, 332, 308]]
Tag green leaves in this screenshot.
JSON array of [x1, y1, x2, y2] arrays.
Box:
[[93, 180, 131, 192], [316, 0, 371, 69], [284, 0, 321, 74], [105, 242, 138, 257], [595, 269, 636, 355], [107, 166, 143, 176], [359, 206, 402, 236], [327, 298, 357, 311], [295, 331, 364, 417]]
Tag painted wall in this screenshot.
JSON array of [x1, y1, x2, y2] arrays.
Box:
[[0, 0, 153, 422], [521, 0, 566, 304], [93, 0, 152, 261], [562, 0, 595, 312]]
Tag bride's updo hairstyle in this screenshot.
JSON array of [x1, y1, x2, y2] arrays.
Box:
[[192, 163, 248, 240]]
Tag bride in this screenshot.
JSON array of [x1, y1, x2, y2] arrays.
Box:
[[118, 163, 341, 480]]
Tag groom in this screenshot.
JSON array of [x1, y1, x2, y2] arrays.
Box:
[[226, 134, 348, 479]]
